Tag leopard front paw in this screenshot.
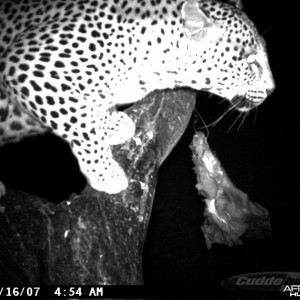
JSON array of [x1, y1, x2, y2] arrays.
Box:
[[86, 159, 129, 194], [73, 142, 129, 194]]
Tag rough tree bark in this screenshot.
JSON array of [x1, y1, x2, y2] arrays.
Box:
[[0, 89, 196, 285]]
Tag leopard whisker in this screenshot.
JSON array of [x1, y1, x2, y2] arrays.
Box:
[[196, 101, 237, 133], [193, 107, 210, 138], [253, 106, 258, 126], [226, 108, 245, 134], [237, 110, 248, 131]]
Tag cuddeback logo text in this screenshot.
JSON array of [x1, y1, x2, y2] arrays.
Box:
[[223, 272, 300, 295]]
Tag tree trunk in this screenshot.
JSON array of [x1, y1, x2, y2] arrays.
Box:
[[0, 89, 196, 285]]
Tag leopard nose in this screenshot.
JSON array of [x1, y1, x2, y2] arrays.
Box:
[[263, 72, 275, 97], [264, 65, 275, 96], [266, 87, 275, 96]]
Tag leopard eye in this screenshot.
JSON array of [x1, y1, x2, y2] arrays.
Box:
[[246, 54, 260, 74], [249, 61, 259, 74]]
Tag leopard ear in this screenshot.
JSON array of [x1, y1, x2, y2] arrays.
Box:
[[181, 0, 224, 42], [227, 0, 243, 10]]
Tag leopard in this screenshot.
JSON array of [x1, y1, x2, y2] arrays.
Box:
[[0, 0, 275, 195]]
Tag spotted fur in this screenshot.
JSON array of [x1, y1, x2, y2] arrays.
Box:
[[0, 0, 275, 194]]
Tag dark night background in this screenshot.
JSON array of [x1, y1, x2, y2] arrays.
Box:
[[0, 0, 296, 296]]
